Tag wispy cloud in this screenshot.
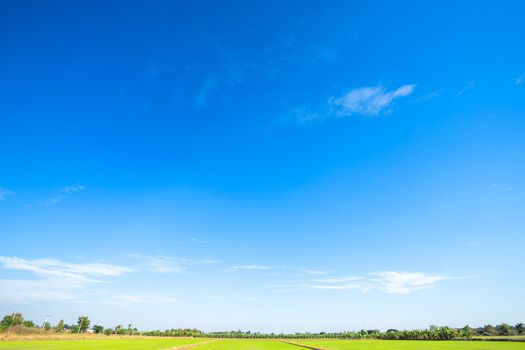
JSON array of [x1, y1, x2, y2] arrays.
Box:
[[516, 74, 524, 86], [106, 294, 178, 305], [129, 254, 220, 273], [0, 256, 133, 282], [331, 84, 415, 117], [43, 184, 86, 206], [414, 88, 445, 102], [128, 254, 187, 273], [0, 256, 134, 304], [306, 271, 450, 294], [188, 238, 210, 244], [0, 279, 80, 303], [455, 80, 474, 99], [0, 256, 208, 304], [0, 188, 13, 200], [284, 84, 415, 124], [303, 269, 328, 275], [370, 271, 447, 294], [231, 264, 282, 270]]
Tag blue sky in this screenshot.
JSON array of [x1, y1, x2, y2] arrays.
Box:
[[0, 0, 524, 332]]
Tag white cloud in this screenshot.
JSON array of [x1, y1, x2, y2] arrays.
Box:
[[305, 271, 449, 294], [282, 83, 415, 124], [0, 256, 202, 305], [0, 279, 80, 303], [0, 257, 134, 304], [314, 276, 365, 283], [455, 80, 474, 99], [331, 84, 415, 117], [62, 184, 86, 194], [414, 88, 445, 102], [107, 294, 178, 305], [231, 264, 280, 270], [303, 269, 327, 275], [43, 183, 86, 206], [516, 75, 524, 86], [128, 254, 186, 273], [370, 271, 447, 294], [0, 188, 13, 200], [129, 254, 220, 273], [0, 256, 133, 281]]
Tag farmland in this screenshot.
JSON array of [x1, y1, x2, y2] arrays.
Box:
[[289, 339, 525, 350], [0, 337, 208, 350], [1, 338, 525, 350]]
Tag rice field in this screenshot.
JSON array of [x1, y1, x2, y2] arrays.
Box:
[[289, 339, 525, 350], [0, 337, 207, 350], [0, 338, 524, 350]]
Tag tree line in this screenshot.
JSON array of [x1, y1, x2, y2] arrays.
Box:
[[1, 312, 524, 340]]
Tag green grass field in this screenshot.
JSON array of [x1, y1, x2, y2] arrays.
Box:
[[290, 339, 525, 350], [0, 337, 207, 350], [189, 339, 304, 350], [1, 339, 525, 350]]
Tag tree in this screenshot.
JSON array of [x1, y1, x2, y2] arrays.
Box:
[[77, 316, 90, 333], [496, 323, 516, 336], [22, 320, 35, 328], [43, 322, 52, 331], [93, 325, 104, 334], [460, 325, 474, 338], [483, 324, 498, 335], [55, 320, 64, 332], [516, 323, 525, 335], [104, 328, 114, 336], [0, 313, 34, 331]]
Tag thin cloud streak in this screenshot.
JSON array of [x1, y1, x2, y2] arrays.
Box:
[[129, 254, 187, 273], [0, 256, 180, 304], [231, 264, 282, 270], [0, 256, 133, 281], [285, 84, 415, 124], [414, 88, 445, 102], [306, 271, 451, 294], [455, 80, 474, 99], [331, 84, 415, 117], [42, 184, 86, 206]]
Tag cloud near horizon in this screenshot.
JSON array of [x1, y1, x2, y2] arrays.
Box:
[[0, 256, 184, 304], [308, 271, 449, 294], [231, 264, 282, 270]]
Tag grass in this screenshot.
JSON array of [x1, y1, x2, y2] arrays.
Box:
[[1, 338, 525, 350], [290, 339, 525, 350], [0, 337, 207, 350], [190, 339, 305, 350]]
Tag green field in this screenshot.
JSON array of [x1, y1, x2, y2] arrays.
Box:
[[189, 339, 304, 350], [0, 337, 207, 350], [1, 339, 525, 350], [291, 339, 525, 350]]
